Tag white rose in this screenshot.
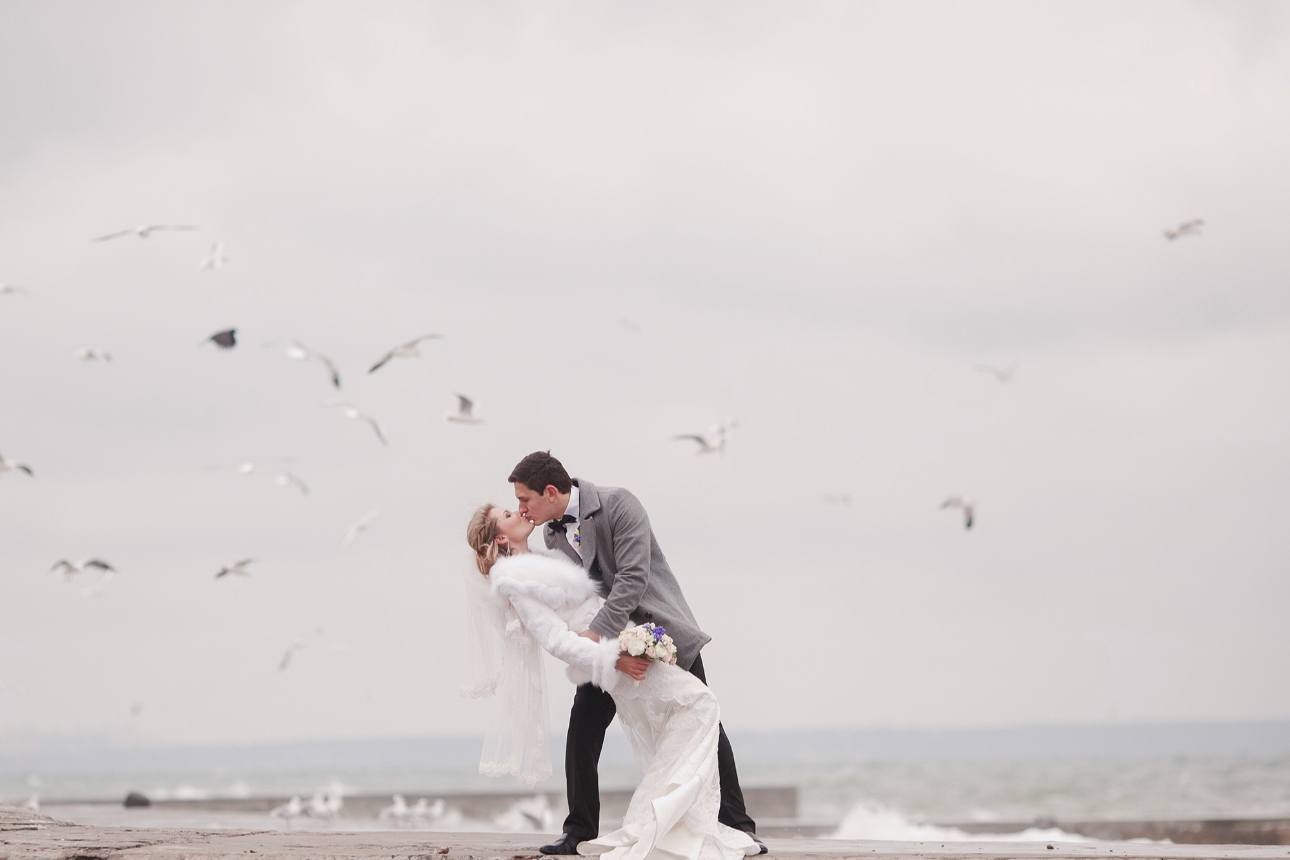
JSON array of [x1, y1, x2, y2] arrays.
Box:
[[645, 644, 657, 659], [626, 638, 647, 657]]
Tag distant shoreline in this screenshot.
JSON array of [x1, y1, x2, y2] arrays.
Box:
[[7, 718, 1290, 773]]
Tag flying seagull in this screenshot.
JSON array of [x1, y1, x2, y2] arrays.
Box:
[[326, 401, 388, 446], [1164, 219, 1204, 241], [974, 363, 1016, 383], [269, 340, 340, 389], [199, 240, 228, 270], [0, 283, 27, 296], [446, 393, 483, 424], [277, 643, 307, 672], [673, 419, 737, 455], [203, 328, 238, 349], [277, 626, 331, 672], [91, 224, 198, 242], [939, 496, 975, 530], [274, 472, 310, 495], [0, 453, 34, 477], [73, 347, 113, 363], [215, 558, 255, 579], [50, 558, 116, 578], [342, 509, 380, 547], [367, 334, 442, 374]]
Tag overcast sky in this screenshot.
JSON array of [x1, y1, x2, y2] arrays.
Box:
[[2, 0, 1289, 751]]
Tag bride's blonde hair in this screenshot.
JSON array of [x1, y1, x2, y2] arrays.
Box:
[[466, 503, 505, 577]]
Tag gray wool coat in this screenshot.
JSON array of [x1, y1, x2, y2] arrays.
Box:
[[544, 478, 710, 670]]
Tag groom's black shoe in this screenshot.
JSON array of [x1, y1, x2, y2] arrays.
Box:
[[751, 836, 769, 854], [539, 834, 583, 855]]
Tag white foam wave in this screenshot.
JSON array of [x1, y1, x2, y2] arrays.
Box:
[[148, 783, 212, 802], [830, 801, 1090, 843], [224, 779, 252, 799]]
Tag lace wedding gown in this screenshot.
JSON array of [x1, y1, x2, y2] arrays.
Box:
[[481, 553, 759, 860]]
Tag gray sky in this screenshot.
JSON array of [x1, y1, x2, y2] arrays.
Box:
[[2, 0, 1289, 750]]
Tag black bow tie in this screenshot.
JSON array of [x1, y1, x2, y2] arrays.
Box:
[[548, 514, 576, 532]]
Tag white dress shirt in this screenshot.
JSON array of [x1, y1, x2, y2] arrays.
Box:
[[557, 484, 582, 558]]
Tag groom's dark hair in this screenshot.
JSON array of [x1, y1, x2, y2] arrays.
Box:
[[509, 451, 572, 494]]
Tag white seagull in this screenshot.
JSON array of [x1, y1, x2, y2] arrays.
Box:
[[939, 496, 976, 530], [277, 628, 348, 671], [91, 224, 198, 242], [51, 558, 116, 578], [342, 509, 380, 547], [446, 393, 483, 424], [199, 240, 228, 270], [269, 340, 341, 389], [274, 472, 310, 495], [214, 558, 255, 579], [277, 638, 312, 672], [326, 401, 388, 446], [367, 333, 443, 374], [409, 798, 445, 821], [0, 453, 34, 477], [379, 795, 411, 823], [306, 790, 342, 819], [73, 347, 113, 363], [269, 795, 305, 820], [1164, 219, 1205, 241], [974, 363, 1016, 383], [673, 419, 737, 455]]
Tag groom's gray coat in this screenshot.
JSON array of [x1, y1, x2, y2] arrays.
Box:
[[545, 478, 710, 670]]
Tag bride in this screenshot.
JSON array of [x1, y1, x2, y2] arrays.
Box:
[[465, 503, 760, 860]]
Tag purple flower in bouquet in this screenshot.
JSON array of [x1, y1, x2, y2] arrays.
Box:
[[652, 626, 667, 642]]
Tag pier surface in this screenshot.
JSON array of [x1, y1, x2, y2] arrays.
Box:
[[5, 807, 1290, 860]]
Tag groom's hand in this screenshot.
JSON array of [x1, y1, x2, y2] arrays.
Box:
[[615, 655, 651, 681], [577, 629, 602, 642]]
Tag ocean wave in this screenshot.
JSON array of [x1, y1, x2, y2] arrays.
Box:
[[147, 784, 212, 802], [830, 801, 1090, 842]]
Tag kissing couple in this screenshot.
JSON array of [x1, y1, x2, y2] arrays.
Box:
[[464, 451, 766, 859]]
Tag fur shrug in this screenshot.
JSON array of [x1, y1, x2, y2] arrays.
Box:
[[489, 552, 624, 693]]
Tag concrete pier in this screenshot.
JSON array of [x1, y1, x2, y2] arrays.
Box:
[[5, 807, 1290, 860]]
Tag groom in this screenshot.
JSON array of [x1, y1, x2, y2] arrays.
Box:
[[508, 451, 765, 856]]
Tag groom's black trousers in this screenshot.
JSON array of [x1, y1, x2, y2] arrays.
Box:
[[561, 653, 757, 840]]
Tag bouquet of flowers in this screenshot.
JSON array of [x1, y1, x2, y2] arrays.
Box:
[[618, 622, 678, 665]]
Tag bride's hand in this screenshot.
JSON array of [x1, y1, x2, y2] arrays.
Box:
[[615, 655, 651, 681]]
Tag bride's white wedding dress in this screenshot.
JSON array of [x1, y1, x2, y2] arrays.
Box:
[[469, 552, 758, 860]]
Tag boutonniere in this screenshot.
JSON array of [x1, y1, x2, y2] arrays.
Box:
[[572, 526, 582, 545]]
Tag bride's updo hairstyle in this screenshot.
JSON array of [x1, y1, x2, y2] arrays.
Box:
[[466, 503, 505, 577]]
